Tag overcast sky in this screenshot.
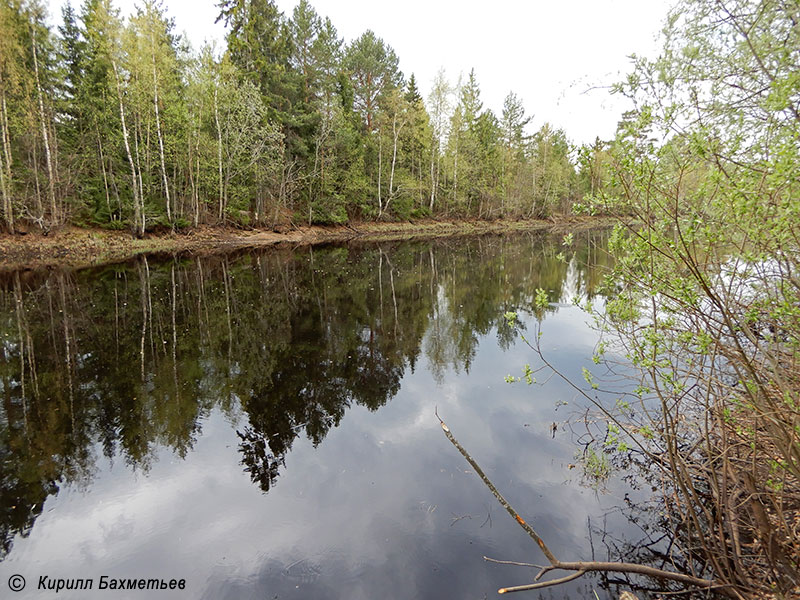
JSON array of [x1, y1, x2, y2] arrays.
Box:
[[46, 0, 674, 145]]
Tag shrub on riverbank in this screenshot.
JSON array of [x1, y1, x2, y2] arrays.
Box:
[[581, 1, 800, 595]]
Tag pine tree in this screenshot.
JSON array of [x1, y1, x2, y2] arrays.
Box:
[[218, 0, 292, 127], [344, 30, 401, 133]]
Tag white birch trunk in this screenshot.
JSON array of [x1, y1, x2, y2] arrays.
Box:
[[214, 83, 224, 222], [0, 136, 9, 232], [429, 135, 437, 211], [194, 92, 203, 226], [453, 133, 459, 206], [0, 86, 11, 232], [151, 32, 171, 223], [112, 59, 143, 236], [377, 127, 382, 215], [31, 26, 58, 226], [385, 112, 405, 217]]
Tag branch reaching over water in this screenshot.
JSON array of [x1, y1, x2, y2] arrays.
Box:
[[435, 407, 558, 564], [434, 409, 732, 596]]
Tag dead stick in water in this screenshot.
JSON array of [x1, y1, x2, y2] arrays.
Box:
[[434, 408, 731, 595]]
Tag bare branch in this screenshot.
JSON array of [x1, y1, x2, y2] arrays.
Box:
[[498, 569, 586, 593], [436, 412, 731, 596]]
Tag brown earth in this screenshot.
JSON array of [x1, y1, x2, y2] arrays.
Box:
[[0, 215, 617, 271]]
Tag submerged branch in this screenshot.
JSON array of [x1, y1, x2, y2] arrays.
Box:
[[435, 410, 729, 596], [434, 407, 558, 564]]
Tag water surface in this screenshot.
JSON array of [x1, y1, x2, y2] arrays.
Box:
[[0, 230, 646, 599]]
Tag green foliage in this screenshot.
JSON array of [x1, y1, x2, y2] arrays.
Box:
[[581, 367, 598, 390], [534, 288, 549, 310], [344, 30, 401, 133], [0, 0, 593, 233], [577, 0, 800, 593], [581, 447, 611, 485]]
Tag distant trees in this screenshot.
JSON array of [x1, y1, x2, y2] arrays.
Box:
[[0, 0, 597, 235]]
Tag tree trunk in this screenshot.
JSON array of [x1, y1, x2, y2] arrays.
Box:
[[214, 83, 224, 222], [453, 133, 459, 209], [0, 91, 10, 227], [31, 26, 58, 227], [0, 135, 9, 232], [191, 96, 202, 226], [428, 135, 439, 212], [385, 113, 404, 217], [135, 116, 145, 206], [0, 86, 14, 233], [32, 140, 44, 217], [151, 32, 172, 224], [377, 127, 382, 215], [112, 59, 143, 237], [0, 86, 13, 233]]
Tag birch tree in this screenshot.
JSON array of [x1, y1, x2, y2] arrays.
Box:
[[0, 1, 25, 232], [126, 1, 186, 227], [29, 6, 58, 226], [425, 71, 451, 213]]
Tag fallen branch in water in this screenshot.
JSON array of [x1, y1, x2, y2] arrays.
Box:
[[434, 408, 732, 596]]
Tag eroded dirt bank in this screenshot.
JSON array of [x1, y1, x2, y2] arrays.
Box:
[[0, 216, 615, 271]]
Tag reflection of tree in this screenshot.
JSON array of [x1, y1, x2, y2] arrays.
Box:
[[0, 230, 612, 556], [230, 245, 418, 492], [425, 230, 613, 379], [0, 273, 95, 560], [585, 494, 715, 597]]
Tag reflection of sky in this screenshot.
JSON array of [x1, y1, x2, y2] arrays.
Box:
[[0, 251, 644, 600]]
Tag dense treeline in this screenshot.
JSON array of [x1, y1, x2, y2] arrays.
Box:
[[0, 0, 601, 235]]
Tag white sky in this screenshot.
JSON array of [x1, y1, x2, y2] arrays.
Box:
[[47, 0, 674, 145]]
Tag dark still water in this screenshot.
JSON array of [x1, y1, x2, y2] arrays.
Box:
[[0, 231, 645, 599]]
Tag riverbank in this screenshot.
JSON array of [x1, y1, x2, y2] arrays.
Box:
[[0, 215, 617, 271]]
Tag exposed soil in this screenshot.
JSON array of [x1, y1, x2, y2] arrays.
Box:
[[0, 215, 616, 271]]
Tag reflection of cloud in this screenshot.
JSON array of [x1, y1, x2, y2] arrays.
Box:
[[0, 235, 635, 600], [2, 372, 633, 600]]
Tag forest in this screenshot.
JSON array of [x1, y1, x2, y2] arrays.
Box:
[[0, 0, 594, 235]]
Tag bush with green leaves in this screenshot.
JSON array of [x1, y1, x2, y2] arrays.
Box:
[[575, 0, 800, 595]]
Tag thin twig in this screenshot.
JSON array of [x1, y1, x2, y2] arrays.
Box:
[[483, 556, 546, 569], [450, 513, 473, 526], [480, 505, 492, 529], [499, 569, 586, 593]]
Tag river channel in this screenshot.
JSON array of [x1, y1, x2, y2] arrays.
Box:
[[0, 230, 657, 599]]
